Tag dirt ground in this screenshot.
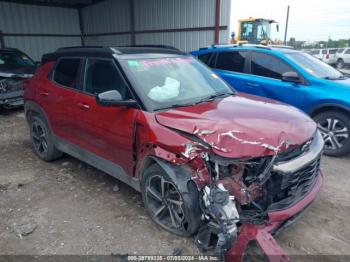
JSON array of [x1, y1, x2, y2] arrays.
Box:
[[1, 109, 350, 259]]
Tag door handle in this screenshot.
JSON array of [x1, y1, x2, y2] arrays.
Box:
[[39, 91, 49, 97], [247, 82, 260, 88], [78, 103, 90, 110]]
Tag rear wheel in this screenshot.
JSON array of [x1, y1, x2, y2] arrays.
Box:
[[30, 115, 62, 161], [141, 164, 200, 237], [336, 59, 344, 69], [314, 111, 350, 157]]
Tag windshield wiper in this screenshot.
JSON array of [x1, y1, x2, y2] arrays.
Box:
[[155, 102, 196, 111], [324, 75, 347, 80], [195, 92, 233, 104]]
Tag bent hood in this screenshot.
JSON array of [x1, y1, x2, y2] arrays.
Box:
[[155, 94, 316, 158]]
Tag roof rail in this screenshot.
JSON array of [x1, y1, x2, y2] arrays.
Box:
[[268, 45, 295, 49], [56, 46, 105, 52], [120, 45, 180, 51]]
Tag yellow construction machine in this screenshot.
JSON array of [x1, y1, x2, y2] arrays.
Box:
[[231, 17, 281, 45]]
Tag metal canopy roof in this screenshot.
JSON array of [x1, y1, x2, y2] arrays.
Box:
[[0, 0, 105, 8]]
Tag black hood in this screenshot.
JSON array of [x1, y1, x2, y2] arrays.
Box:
[[0, 64, 36, 77]]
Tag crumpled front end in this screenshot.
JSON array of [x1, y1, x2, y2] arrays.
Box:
[[137, 99, 324, 260], [188, 130, 324, 261], [0, 74, 31, 108]]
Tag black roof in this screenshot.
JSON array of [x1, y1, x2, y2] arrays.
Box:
[[41, 45, 186, 64]]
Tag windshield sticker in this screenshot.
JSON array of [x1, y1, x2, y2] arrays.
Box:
[[147, 77, 180, 102], [128, 60, 140, 67], [134, 58, 193, 68], [211, 73, 219, 79], [22, 56, 29, 60]]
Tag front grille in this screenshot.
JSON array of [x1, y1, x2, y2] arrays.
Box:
[[267, 155, 321, 211]]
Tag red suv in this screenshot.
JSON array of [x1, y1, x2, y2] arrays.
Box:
[[24, 46, 324, 260]]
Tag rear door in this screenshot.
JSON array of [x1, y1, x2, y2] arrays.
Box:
[[210, 50, 251, 92], [245, 51, 306, 108], [73, 58, 138, 176], [42, 57, 83, 140]]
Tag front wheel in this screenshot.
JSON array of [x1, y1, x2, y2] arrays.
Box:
[[336, 59, 344, 69], [141, 164, 200, 237], [314, 111, 350, 157]]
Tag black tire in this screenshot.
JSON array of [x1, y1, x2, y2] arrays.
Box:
[[141, 164, 201, 237], [29, 115, 62, 161], [314, 111, 350, 157], [336, 59, 344, 69]]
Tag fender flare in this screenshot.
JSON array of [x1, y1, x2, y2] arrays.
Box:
[[144, 156, 195, 194], [24, 101, 53, 134], [309, 103, 350, 117]]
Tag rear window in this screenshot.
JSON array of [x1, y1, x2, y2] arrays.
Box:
[[53, 58, 81, 89], [216, 51, 247, 73]]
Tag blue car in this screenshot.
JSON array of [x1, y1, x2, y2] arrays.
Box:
[[191, 45, 350, 157]]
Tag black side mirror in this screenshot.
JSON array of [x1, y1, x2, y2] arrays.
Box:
[[282, 71, 302, 84], [96, 90, 138, 108]]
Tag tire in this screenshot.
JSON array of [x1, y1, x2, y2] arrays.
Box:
[[141, 164, 201, 237], [336, 59, 344, 69], [314, 111, 350, 157], [29, 115, 62, 161]]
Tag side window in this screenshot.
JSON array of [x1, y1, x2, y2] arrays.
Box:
[[84, 59, 130, 99], [198, 53, 215, 68], [216, 51, 247, 73], [198, 53, 211, 64], [53, 58, 81, 89], [345, 49, 350, 54], [251, 52, 296, 80]]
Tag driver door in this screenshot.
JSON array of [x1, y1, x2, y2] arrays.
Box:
[[246, 51, 306, 108], [74, 58, 138, 176]]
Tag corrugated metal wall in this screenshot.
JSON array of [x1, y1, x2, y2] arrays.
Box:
[[0, 1, 81, 61], [0, 0, 231, 59], [83, 0, 231, 52]]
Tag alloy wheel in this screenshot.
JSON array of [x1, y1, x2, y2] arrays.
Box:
[[317, 118, 349, 150], [31, 120, 48, 155], [145, 174, 189, 232]]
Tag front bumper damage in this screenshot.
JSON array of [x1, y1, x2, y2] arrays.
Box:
[[226, 172, 323, 262], [193, 131, 324, 261], [0, 77, 27, 108]]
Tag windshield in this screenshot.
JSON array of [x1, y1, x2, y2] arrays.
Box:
[[120, 56, 234, 111], [286, 52, 343, 79], [0, 52, 35, 67]]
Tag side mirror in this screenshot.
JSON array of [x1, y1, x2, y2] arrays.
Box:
[[276, 24, 279, 32], [282, 72, 302, 84], [96, 90, 138, 108]]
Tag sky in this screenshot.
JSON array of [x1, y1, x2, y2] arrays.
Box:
[[230, 0, 350, 42]]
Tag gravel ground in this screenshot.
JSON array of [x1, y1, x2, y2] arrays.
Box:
[[0, 109, 349, 259]]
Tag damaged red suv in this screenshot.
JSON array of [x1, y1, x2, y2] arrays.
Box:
[[24, 46, 324, 261]]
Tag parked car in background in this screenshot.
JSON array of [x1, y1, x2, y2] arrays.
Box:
[[310, 48, 338, 65], [0, 48, 36, 110], [336, 48, 350, 69], [192, 45, 350, 156], [24, 46, 323, 260], [310, 49, 322, 59]]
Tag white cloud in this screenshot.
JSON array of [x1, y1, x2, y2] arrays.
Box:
[[230, 0, 350, 41]]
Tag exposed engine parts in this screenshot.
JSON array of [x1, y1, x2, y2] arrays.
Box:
[[195, 184, 239, 257]]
